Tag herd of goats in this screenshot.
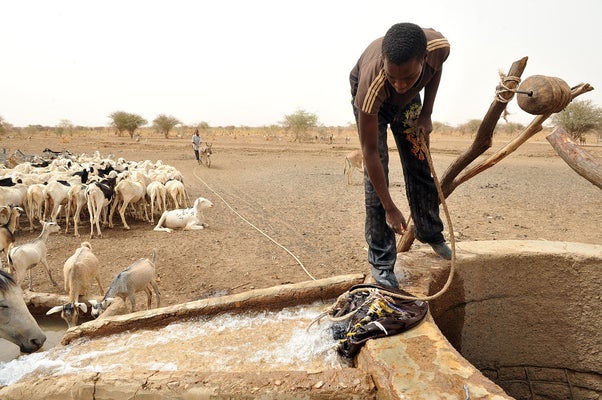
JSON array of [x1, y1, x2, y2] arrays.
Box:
[[0, 148, 214, 354]]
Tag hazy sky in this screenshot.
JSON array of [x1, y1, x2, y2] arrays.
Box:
[[1, 0, 600, 128]]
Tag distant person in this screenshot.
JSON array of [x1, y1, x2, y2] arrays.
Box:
[[349, 22, 452, 289], [192, 129, 203, 164]]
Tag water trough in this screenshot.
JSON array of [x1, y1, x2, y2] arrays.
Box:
[[0, 240, 599, 399]]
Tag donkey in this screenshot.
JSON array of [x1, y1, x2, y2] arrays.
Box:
[[0, 269, 46, 353]]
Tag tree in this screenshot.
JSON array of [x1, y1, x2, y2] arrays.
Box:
[[432, 121, 454, 135], [0, 116, 10, 135], [281, 109, 319, 142], [457, 119, 483, 137], [551, 99, 602, 142], [501, 122, 525, 135], [25, 125, 41, 136], [109, 111, 147, 138], [152, 114, 181, 138], [197, 121, 210, 130], [55, 119, 74, 137]]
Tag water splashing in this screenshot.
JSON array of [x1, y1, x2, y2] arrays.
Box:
[[0, 302, 345, 386]]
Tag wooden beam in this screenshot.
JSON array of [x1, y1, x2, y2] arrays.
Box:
[[546, 127, 602, 190], [397, 57, 529, 253]]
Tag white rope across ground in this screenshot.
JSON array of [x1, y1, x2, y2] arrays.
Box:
[[191, 168, 317, 281]]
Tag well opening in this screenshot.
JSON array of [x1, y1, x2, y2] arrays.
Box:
[[430, 246, 602, 399]]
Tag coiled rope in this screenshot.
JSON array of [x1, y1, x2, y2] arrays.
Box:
[[192, 168, 316, 281], [311, 130, 459, 328], [495, 72, 523, 103]]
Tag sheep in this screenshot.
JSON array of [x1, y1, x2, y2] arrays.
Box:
[[165, 179, 189, 209], [0, 176, 21, 186], [26, 183, 46, 232], [153, 197, 214, 233], [42, 180, 71, 222], [0, 269, 46, 353], [70, 167, 90, 185], [0, 184, 28, 216], [46, 241, 104, 327], [109, 177, 148, 230], [42, 148, 63, 159], [85, 176, 117, 239], [0, 205, 10, 226], [343, 150, 363, 185], [89, 249, 160, 318], [0, 205, 24, 270], [146, 180, 167, 223], [7, 221, 60, 290], [64, 183, 88, 237], [40, 169, 89, 224], [91, 162, 115, 178]]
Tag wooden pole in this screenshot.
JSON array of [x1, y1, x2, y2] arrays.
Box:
[[398, 65, 595, 253], [452, 83, 594, 187], [397, 57, 529, 253], [546, 126, 602, 190]]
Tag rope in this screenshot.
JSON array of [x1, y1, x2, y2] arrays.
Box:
[[193, 132, 456, 319], [313, 130, 459, 327], [358, 130, 457, 302], [495, 72, 522, 103], [191, 167, 317, 281]]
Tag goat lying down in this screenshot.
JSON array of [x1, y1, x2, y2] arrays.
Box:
[[89, 249, 160, 318], [153, 197, 213, 233]]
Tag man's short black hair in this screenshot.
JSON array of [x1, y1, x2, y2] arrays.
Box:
[[382, 23, 427, 64]]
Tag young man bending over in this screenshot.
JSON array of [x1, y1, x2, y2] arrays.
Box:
[[350, 22, 452, 289]]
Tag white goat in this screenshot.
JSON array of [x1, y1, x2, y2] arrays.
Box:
[[89, 249, 160, 317], [64, 183, 88, 237], [42, 180, 71, 222], [46, 241, 104, 327], [109, 178, 148, 230], [0, 206, 24, 270], [26, 183, 46, 232], [7, 221, 60, 290], [165, 179, 189, 209], [153, 197, 214, 233], [146, 181, 167, 223], [85, 177, 117, 239], [0, 206, 10, 226], [0, 184, 28, 211]]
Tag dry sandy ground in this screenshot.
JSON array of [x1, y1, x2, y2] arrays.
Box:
[[2, 130, 601, 308]]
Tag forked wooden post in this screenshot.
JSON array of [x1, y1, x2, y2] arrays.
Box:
[[397, 57, 529, 253], [397, 60, 594, 254]]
